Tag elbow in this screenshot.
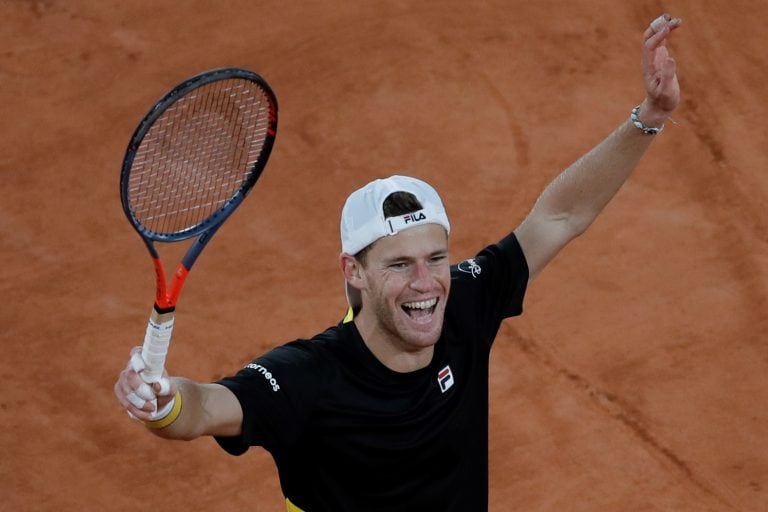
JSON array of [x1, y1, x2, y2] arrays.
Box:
[[567, 215, 593, 238], [532, 194, 600, 241], [549, 210, 595, 240], [150, 425, 200, 441]]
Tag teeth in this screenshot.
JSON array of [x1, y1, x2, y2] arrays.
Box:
[[403, 298, 437, 310]]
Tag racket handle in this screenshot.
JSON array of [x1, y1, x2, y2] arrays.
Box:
[[140, 307, 175, 384]]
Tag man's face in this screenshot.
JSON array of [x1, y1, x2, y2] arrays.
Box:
[[358, 223, 451, 352]]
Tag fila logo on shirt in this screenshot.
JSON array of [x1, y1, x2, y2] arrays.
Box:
[[437, 365, 454, 393]]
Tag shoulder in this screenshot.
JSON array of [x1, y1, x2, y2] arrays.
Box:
[[451, 232, 528, 283], [257, 323, 351, 370], [448, 232, 529, 321], [222, 323, 350, 395]]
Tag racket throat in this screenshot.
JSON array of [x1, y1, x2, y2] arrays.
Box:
[[152, 257, 188, 311]]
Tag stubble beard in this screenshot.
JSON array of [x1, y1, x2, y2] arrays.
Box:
[[370, 292, 445, 352]]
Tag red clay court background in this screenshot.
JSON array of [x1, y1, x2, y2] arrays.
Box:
[[2, 1, 767, 510]]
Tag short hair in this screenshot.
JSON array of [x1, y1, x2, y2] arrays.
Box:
[[354, 191, 423, 266]]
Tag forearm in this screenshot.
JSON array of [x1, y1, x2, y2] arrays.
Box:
[[532, 104, 663, 235], [514, 101, 671, 280], [148, 378, 242, 441], [514, 16, 680, 281]]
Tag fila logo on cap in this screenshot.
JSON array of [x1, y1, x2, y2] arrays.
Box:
[[386, 209, 431, 234], [437, 365, 454, 393], [402, 211, 427, 224]]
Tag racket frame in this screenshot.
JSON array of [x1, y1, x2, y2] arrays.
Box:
[[119, 67, 278, 388]]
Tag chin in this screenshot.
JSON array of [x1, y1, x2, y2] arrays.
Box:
[[398, 311, 445, 348], [402, 331, 441, 349]]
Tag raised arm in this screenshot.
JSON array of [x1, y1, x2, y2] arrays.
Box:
[[514, 14, 682, 281]]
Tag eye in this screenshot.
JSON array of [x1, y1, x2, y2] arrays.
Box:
[[429, 254, 448, 265]]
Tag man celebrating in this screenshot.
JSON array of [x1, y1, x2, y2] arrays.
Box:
[[115, 13, 682, 511]]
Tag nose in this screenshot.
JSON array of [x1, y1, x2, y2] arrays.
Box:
[[409, 261, 435, 292]]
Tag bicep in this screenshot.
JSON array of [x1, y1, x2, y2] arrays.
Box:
[[198, 383, 243, 437], [514, 211, 581, 282]]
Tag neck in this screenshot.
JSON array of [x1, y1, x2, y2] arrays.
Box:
[[353, 313, 434, 373]]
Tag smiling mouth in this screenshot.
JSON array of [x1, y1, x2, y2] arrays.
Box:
[[402, 298, 438, 319]]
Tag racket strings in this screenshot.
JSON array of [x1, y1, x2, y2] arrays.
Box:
[[128, 79, 271, 235]]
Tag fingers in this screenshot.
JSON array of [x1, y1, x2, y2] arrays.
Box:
[[659, 54, 678, 82], [641, 14, 680, 87], [650, 14, 670, 33], [116, 347, 175, 423], [650, 13, 681, 34], [638, 14, 682, 117], [127, 347, 173, 395], [641, 13, 681, 80], [129, 349, 146, 373], [155, 377, 171, 396], [643, 13, 682, 46], [126, 390, 147, 409], [115, 366, 155, 421], [130, 348, 170, 395]]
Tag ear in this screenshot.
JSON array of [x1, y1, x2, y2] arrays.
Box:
[[340, 253, 364, 290]]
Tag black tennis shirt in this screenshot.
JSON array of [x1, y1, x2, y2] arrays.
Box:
[[215, 232, 528, 511]]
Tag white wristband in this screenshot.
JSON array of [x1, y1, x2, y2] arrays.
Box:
[[143, 391, 183, 429], [150, 394, 176, 421]]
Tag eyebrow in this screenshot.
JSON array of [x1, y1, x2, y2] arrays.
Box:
[[382, 248, 449, 265]]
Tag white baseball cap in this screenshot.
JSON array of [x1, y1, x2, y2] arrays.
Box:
[[340, 175, 451, 308]]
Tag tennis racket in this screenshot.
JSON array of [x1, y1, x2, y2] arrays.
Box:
[[120, 67, 278, 394]]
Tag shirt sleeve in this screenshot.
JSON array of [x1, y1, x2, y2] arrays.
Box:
[[447, 232, 529, 343], [214, 340, 323, 457], [488, 231, 529, 318]]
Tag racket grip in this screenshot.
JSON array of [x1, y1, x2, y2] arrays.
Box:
[[140, 307, 175, 384]]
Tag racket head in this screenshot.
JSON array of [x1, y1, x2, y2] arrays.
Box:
[[120, 67, 278, 243]]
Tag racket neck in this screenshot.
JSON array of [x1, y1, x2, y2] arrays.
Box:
[[181, 222, 223, 270], [152, 256, 183, 311]]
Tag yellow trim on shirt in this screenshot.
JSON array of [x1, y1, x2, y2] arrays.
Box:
[[343, 306, 354, 323], [286, 498, 305, 512]]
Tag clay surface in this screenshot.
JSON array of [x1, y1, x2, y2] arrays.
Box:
[[2, 1, 766, 510]]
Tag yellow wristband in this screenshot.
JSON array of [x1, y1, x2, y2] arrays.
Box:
[[143, 391, 182, 430]]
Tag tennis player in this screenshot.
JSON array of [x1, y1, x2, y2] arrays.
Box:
[[115, 13, 682, 511]]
